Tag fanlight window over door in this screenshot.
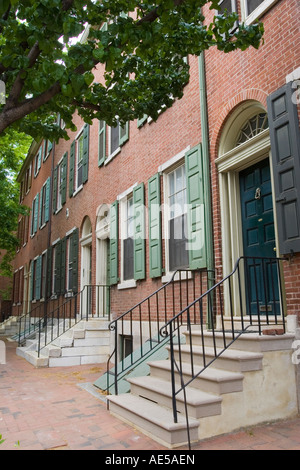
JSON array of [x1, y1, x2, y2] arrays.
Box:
[[236, 113, 269, 146]]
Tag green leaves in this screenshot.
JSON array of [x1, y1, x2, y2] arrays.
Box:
[[0, 0, 264, 139]]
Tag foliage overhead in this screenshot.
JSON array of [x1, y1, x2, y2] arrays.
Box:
[[0, 0, 264, 140], [0, 128, 31, 276]]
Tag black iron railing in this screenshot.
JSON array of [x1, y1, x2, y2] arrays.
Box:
[[106, 268, 213, 395], [36, 284, 110, 357], [16, 285, 110, 355], [160, 256, 286, 449]]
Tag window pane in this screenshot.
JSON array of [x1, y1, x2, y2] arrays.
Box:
[[111, 124, 119, 154], [169, 214, 189, 271], [247, 0, 264, 15], [123, 238, 134, 280], [219, 0, 233, 13]]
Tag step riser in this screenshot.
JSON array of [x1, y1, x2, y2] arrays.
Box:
[[149, 363, 243, 395], [108, 400, 199, 448], [130, 382, 222, 419], [171, 349, 263, 373]]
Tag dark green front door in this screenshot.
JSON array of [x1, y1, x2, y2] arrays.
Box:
[[240, 158, 279, 315]]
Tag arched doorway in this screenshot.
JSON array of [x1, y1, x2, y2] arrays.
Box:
[[216, 101, 280, 317]]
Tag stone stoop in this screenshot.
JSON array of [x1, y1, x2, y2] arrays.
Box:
[[16, 318, 110, 368], [0, 316, 19, 337], [107, 329, 298, 449]]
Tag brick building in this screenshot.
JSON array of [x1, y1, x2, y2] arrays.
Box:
[[7, 0, 300, 447]]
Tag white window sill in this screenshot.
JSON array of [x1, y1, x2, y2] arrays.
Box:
[[73, 185, 83, 197], [162, 270, 192, 284], [117, 279, 137, 290], [105, 147, 121, 166]]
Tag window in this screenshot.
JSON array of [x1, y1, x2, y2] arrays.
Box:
[[218, 0, 236, 13], [52, 229, 79, 296], [31, 193, 39, 236], [123, 196, 134, 281], [40, 183, 47, 227], [69, 125, 89, 196], [167, 164, 189, 272], [77, 132, 84, 188], [98, 120, 129, 166], [241, 0, 278, 22], [34, 147, 42, 177], [111, 184, 145, 287], [25, 164, 32, 194], [53, 153, 67, 213], [43, 140, 53, 161]]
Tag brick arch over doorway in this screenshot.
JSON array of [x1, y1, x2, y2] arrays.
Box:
[[210, 89, 268, 160]]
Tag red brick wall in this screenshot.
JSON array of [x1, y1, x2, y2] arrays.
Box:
[[204, 0, 300, 322]]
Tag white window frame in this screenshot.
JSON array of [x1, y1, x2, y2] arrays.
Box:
[[241, 0, 279, 24], [117, 183, 138, 290]]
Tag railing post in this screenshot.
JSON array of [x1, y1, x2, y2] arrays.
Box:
[[169, 322, 178, 424]]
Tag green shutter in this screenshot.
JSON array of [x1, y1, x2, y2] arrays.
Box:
[[60, 237, 66, 295], [45, 177, 50, 222], [37, 147, 42, 171], [61, 152, 68, 205], [54, 241, 61, 295], [98, 120, 106, 166], [69, 141, 75, 197], [71, 228, 79, 293], [33, 193, 39, 234], [82, 124, 89, 184], [30, 260, 34, 301], [35, 256, 42, 301], [39, 188, 43, 228], [109, 200, 119, 285], [53, 166, 58, 213], [133, 183, 146, 280], [119, 122, 129, 146], [46, 246, 52, 299], [185, 144, 207, 269], [148, 173, 162, 278]]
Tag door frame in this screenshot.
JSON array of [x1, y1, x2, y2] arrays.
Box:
[[216, 104, 279, 317]]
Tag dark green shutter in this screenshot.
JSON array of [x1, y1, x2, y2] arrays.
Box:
[[69, 141, 75, 197], [119, 122, 129, 146], [82, 124, 89, 184], [30, 260, 34, 301], [60, 237, 66, 295], [35, 256, 42, 301], [53, 166, 58, 213], [45, 177, 50, 223], [267, 82, 300, 255], [185, 144, 207, 269], [61, 152, 68, 205], [46, 246, 52, 299], [54, 241, 61, 295], [133, 183, 146, 280], [71, 228, 79, 293], [98, 120, 106, 166], [109, 201, 119, 285], [39, 188, 43, 228], [33, 193, 39, 234], [148, 174, 162, 278]]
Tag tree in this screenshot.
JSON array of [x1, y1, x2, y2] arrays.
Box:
[[0, 0, 264, 141], [0, 128, 32, 276]]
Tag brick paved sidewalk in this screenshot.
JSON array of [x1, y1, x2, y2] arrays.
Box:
[[1, 338, 300, 451]]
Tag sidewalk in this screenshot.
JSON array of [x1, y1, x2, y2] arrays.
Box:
[[1, 337, 300, 451]]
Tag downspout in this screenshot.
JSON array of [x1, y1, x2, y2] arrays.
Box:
[[198, 52, 215, 329]]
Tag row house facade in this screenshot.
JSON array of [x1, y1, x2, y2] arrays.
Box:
[[12, 0, 300, 349]]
